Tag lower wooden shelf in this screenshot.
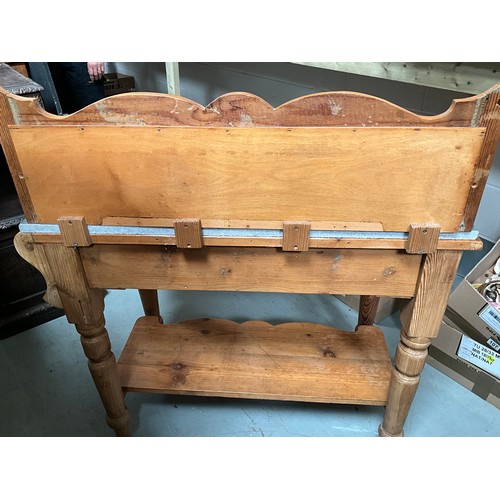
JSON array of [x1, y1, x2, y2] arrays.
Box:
[[118, 316, 392, 405]]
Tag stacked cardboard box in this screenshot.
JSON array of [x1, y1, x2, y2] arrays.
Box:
[[103, 73, 136, 97], [427, 239, 500, 409], [445, 238, 500, 352]]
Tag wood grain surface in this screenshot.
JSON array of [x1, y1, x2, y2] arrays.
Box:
[[118, 316, 392, 405], [10, 126, 484, 231], [80, 245, 422, 297]]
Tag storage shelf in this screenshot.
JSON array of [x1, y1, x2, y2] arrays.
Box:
[[118, 316, 392, 405]]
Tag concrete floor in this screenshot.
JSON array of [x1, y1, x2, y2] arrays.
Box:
[[0, 288, 499, 438]]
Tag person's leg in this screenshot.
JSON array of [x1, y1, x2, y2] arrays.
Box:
[[58, 62, 104, 113], [48, 62, 74, 114]]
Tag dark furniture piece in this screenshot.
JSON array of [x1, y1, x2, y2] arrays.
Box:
[[0, 63, 63, 339]]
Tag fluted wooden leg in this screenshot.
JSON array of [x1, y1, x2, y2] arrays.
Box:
[[379, 250, 463, 437], [357, 295, 380, 329]]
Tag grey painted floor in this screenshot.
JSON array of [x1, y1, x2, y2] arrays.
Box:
[[1, 288, 498, 438]]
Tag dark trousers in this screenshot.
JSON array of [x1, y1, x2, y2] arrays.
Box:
[[48, 62, 104, 114]]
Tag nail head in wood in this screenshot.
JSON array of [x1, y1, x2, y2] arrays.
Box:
[[282, 221, 311, 251], [57, 216, 92, 247], [405, 223, 441, 254], [174, 219, 203, 248]]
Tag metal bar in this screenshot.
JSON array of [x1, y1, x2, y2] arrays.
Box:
[[19, 222, 479, 241]]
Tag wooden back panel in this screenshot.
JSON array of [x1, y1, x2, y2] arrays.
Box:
[[2, 86, 499, 232], [10, 125, 484, 231]]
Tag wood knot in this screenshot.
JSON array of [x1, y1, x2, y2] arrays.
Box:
[[170, 362, 187, 385], [25, 242, 35, 251], [200, 329, 211, 335], [383, 266, 396, 276], [323, 348, 336, 358]]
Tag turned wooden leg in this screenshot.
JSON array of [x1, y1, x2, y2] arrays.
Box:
[[138, 289, 162, 321], [379, 250, 463, 437], [14, 235, 130, 436], [357, 295, 380, 329], [74, 291, 130, 436], [379, 331, 430, 436]]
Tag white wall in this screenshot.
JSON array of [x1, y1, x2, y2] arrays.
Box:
[[106, 62, 500, 243]]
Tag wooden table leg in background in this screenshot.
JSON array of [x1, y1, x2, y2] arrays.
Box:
[[14, 234, 130, 436], [379, 250, 463, 436], [357, 295, 381, 328], [138, 289, 162, 321]]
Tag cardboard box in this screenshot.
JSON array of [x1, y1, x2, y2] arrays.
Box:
[[335, 295, 402, 323], [447, 238, 500, 352], [427, 321, 500, 409], [104, 72, 135, 96]]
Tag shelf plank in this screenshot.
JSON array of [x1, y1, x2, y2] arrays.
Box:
[[118, 317, 392, 405]]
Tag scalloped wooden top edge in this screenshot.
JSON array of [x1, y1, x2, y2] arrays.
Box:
[[1, 83, 499, 127], [133, 315, 380, 335]]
